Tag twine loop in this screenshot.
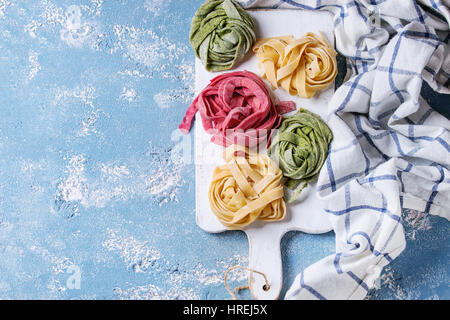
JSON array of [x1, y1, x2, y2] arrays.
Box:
[[224, 265, 270, 300]]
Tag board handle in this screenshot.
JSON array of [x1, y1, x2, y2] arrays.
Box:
[[246, 227, 284, 300]]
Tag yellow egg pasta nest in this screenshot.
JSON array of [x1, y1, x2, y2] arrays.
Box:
[[209, 145, 286, 229], [253, 32, 338, 98]]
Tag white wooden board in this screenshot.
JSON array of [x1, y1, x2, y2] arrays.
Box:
[[194, 9, 335, 300]]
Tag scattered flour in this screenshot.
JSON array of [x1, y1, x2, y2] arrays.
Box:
[[111, 23, 193, 94], [38, 0, 65, 26], [52, 85, 97, 108], [20, 158, 47, 174], [118, 63, 194, 85], [114, 283, 200, 300], [100, 164, 130, 182], [144, 0, 170, 17], [403, 209, 432, 240], [112, 24, 186, 70], [146, 166, 181, 196], [29, 246, 74, 275], [0, 0, 12, 18], [110, 250, 249, 300], [28, 50, 41, 80], [170, 254, 250, 287], [88, 0, 103, 16], [103, 229, 161, 273], [23, 0, 100, 48], [55, 142, 186, 211], [119, 87, 137, 103], [103, 227, 250, 300], [154, 87, 193, 109], [117, 69, 147, 78], [378, 266, 407, 299], [153, 91, 171, 109], [50, 84, 106, 138], [24, 20, 43, 39], [27, 245, 77, 296], [110, 14, 194, 107], [57, 154, 88, 204], [59, 4, 97, 47], [78, 109, 101, 137]]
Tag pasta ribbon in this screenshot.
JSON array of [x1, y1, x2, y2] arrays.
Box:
[[179, 70, 296, 147], [268, 108, 333, 203], [190, 0, 256, 72], [209, 145, 286, 229], [253, 32, 337, 98]]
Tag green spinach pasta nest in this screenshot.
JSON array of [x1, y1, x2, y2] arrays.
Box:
[[190, 0, 256, 72], [268, 108, 333, 203]]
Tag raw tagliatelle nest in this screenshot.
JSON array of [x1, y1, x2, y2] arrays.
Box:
[[268, 108, 333, 203], [209, 145, 286, 229], [190, 0, 256, 72], [178, 70, 295, 147], [253, 32, 338, 98]]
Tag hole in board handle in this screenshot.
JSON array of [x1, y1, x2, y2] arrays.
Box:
[[262, 284, 270, 291]]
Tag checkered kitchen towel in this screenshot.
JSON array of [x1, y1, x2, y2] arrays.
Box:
[[237, 0, 450, 299]]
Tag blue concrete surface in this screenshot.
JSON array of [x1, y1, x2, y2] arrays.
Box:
[[0, 0, 448, 300]]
